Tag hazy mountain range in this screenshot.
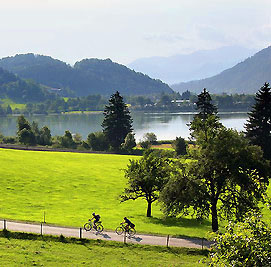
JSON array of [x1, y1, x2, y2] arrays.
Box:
[[0, 54, 173, 97], [128, 46, 256, 84], [171, 46, 271, 94]]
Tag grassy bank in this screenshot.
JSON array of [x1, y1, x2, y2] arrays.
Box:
[[0, 148, 269, 238], [0, 148, 212, 237], [0, 230, 208, 266]]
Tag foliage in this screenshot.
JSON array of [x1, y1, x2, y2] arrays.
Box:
[[160, 127, 270, 232], [102, 91, 133, 150], [245, 82, 271, 161], [139, 140, 151, 149], [59, 130, 76, 149], [87, 131, 109, 151], [141, 132, 158, 145], [120, 150, 174, 217], [121, 132, 136, 152], [17, 115, 36, 145], [209, 214, 271, 266], [172, 136, 187, 156]]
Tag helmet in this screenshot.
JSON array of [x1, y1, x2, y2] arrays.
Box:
[[124, 217, 127, 220], [92, 212, 95, 216]]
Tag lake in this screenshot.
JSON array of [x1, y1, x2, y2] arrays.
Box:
[[0, 112, 249, 141]]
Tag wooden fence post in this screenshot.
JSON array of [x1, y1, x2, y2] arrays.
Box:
[[80, 227, 82, 239], [41, 223, 43, 236], [201, 238, 204, 250], [166, 235, 170, 247], [124, 231, 127, 244], [3, 220, 6, 230]]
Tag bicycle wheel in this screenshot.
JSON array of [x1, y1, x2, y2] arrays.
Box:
[[128, 228, 136, 236], [115, 226, 124, 235], [96, 224, 104, 233], [84, 222, 92, 231]]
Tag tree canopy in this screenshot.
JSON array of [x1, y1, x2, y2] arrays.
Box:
[[102, 91, 133, 150], [245, 82, 271, 161]]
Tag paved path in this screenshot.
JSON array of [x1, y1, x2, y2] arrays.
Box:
[[0, 220, 211, 249]]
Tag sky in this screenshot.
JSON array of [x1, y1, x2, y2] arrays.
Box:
[[0, 0, 271, 65]]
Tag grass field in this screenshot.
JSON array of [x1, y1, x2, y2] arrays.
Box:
[[0, 148, 269, 238], [0, 231, 208, 266], [0, 98, 26, 110]]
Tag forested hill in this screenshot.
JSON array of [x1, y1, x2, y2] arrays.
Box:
[[171, 46, 271, 94], [0, 67, 50, 102], [0, 54, 173, 96]]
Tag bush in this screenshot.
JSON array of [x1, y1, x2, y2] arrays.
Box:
[[2, 136, 16, 144], [139, 140, 151, 149], [172, 137, 187, 156], [209, 213, 271, 266], [142, 132, 158, 145], [121, 133, 136, 152], [87, 132, 109, 151]]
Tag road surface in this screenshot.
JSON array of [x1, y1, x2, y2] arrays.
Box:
[[0, 219, 211, 249]]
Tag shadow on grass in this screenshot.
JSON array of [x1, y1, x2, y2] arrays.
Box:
[[140, 216, 212, 239]]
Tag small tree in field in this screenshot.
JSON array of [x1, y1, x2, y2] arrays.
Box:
[[120, 150, 173, 217], [160, 127, 270, 232], [172, 136, 187, 156], [102, 91, 133, 150], [121, 132, 136, 152]]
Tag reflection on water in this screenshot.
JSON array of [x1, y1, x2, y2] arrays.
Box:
[[0, 112, 248, 141]]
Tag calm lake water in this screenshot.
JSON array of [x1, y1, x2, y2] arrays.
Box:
[[0, 112, 249, 141]]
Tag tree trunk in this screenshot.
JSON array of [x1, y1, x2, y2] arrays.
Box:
[[146, 201, 152, 217], [211, 201, 218, 232]]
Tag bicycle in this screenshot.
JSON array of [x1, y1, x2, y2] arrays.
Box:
[[115, 223, 136, 237], [84, 220, 104, 233]]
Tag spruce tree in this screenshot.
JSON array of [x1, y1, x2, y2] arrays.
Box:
[[245, 82, 271, 160], [102, 91, 133, 150], [196, 88, 217, 120]]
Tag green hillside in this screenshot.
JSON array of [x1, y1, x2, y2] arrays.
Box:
[[172, 46, 271, 94], [0, 54, 173, 96], [0, 67, 53, 103]]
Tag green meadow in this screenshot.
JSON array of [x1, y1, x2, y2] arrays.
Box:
[[0, 148, 269, 238], [0, 232, 207, 266], [0, 98, 26, 110]]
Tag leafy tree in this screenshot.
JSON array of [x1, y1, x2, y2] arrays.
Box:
[[18, 128, 36, 145], [245, 82, 271, 160], [160, 127, 270, 232], [121, 132, 136, 152], [102, 91, 133, 150], [209, 213, 271, 266], [17, 115, 31, 132], [39, 126, 52, 146], [172, 136, 187, 156], [87, 131, 109, 151], [142, 132, 157, 145], [121, 150, 174, 217], [17, 115, 36, 145], [60, 130, 76, 149]]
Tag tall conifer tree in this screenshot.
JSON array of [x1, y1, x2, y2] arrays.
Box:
[[245, 82, 271, 160], [102, 91, 133, 150]]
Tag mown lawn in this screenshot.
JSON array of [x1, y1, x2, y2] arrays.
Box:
[[0, 148, 212, 237], [0, 148, 269, 238], [0, 234, 207, 266]]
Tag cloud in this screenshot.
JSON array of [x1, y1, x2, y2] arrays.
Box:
[[143, 33, 186, 43]]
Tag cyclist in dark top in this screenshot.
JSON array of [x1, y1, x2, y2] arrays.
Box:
[[90, 212, 100, 230], [122, 217, 135, 231]]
